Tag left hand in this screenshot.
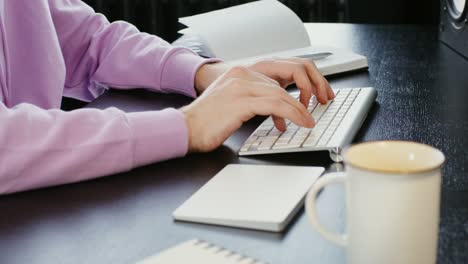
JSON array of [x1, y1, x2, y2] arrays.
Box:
[[248, 58, 335, 105], [196, 58, 335, 104], [194, 58, 335, 130]]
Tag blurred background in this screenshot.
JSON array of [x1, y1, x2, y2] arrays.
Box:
[[82, 0, 440, 42]]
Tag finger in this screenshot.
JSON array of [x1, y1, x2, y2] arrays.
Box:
[[248, 97, 314, 128], [279, 57, 330, 104], [270, 59, 314, 107], [249, 58, 295, 88], [231, 78, 314, 126], [223, 66, 279, 86], [302, 60, 332, 103], [323, 76, 335, 99], [243, 81, 311, 120], [251, 59, 314, 108], [272, 116, 287, 131], [250, 70, 281, 87], [292, 66, 313, 107]]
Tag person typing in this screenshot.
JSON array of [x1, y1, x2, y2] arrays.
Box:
[[0, 0, 333, 194]]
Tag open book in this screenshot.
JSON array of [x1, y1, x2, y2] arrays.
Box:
[[174, 0, 368, 76]]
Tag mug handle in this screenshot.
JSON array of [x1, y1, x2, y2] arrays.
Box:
[[305, 172, 348, 247]]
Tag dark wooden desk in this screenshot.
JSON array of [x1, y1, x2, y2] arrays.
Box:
[[0, 24, 467, 264]]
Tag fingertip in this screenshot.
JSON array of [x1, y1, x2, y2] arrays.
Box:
[[303, 116, 315, 128], [275, 125, 285, 132], [306, 94, 312, 104], [300, 97, 308, 108], [318, 96, 328, 104], [277, 124, 286, 131], [328, 88, 335, 99], [321, 86, 329, 103], [273, 117, 287, 131], [325, 81, 335, 99], [310, 116, 316, 126]]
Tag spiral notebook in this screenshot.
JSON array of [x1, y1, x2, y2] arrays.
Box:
[[137, 239, 266, 264]]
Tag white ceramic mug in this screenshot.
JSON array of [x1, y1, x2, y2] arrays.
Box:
[[305, 141, 445, 264]]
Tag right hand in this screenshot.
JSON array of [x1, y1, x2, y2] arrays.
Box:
[[181, 66, 315, 153]]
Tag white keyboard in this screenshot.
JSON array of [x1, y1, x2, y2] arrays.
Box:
[[238, 87, 377, 161]]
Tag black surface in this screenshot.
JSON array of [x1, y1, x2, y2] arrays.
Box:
[[1, 24, 467, 263], [348, 0, 439, 24]]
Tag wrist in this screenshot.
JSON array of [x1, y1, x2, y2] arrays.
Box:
[[194, 62, 230, 94], [180, 105, 195, 153]]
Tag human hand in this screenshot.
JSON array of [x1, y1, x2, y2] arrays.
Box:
[[247, 57, 335, 131], [195, 58, 335, 106], [247, 57, 335, 105], [182, 66, 315, 153]]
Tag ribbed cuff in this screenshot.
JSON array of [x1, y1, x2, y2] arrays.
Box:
[[160, 47, 220, 98], [127, 108, 189, 167]]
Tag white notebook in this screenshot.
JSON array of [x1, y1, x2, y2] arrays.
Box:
[[173, 164, 324, 232], [175, 0, 368, 76], [137, 239, 265, 264]]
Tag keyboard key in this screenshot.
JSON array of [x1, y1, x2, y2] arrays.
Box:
[[291, 135, 307, 143], [248, 145, 259, 151], [275, 138, 291, 145], [296, 131, 311, 138], [264, 136, 280, 142], [279, 133, 293, 139], [258, 126, 274, 131], [314, 102, 332, 112], [288, 123, 299, 130], [308, 101, 318, 112], [240, 145, 250, 152], [263, 118, 274, 125], [317, 136, 331, 147], [338, 89, 351, 96], [290, 138, 306, 146], [268, 129, 283, 137], [251, 139, 262, 146], [303, 137, 320, 147], [272, 143, 302, 149], [258, 141, 275, 150], [312, 110, 325, 121], [244, 136, 258, 144], [253, 129, 270, 137]]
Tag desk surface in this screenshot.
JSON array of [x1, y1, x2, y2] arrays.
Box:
[[1, 24, 467, 264]]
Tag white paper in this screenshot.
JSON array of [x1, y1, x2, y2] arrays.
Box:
[[228, 45, 368, 76], [179, 0, 310, 61]]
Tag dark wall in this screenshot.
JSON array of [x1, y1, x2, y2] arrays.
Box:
[[83, 0, 346, 42], [82, 0, 440, 42], [348, 0, 439, 24]]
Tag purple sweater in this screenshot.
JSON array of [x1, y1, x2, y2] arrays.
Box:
[[0, 0, 215, 194]]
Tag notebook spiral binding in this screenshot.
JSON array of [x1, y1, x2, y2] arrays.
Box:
[[192, 239, 267, 264]]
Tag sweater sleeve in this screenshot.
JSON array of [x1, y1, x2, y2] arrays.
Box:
[[49, 0, 218, 101], [0, 102, 189, 195]]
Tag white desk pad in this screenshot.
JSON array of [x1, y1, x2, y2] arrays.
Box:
[[173, 164, 324, 232]]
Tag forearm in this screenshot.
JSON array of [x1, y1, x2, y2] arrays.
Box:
[[51, 0, 218, 101], [0, 103, 188, 195]]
